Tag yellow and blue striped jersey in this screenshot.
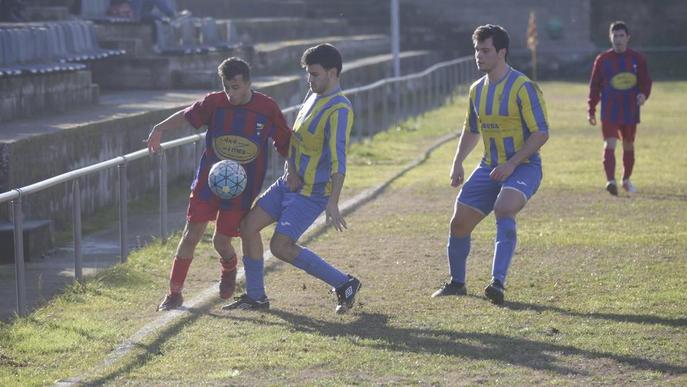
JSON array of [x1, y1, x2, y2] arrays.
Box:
[[289, 87, 354, 196], [464, 68, 549, 166]]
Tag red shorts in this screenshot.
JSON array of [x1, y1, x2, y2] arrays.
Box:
[[187, 196, 246, 237], [602, 122, 637, 142]]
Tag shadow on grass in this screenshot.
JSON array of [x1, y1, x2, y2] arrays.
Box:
[[504, 300, 687, 328], [219, 309, 687, 377]]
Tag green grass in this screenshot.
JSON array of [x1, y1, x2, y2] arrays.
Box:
[[1, 82, 686, 385]]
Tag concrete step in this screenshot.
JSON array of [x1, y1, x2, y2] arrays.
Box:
[[176, 50, 438, 106], [175, 0, 307, 19], [93, 34, 390, 90], [253, 34, 390, 75], [94, 23, 156, 56], [24, 5, 71, 21], [230, 17, 351, 44], [94, 17, 352, 58], [302, 0, 390, 27]]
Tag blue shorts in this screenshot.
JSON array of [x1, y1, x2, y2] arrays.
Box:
[[257, 177, 329, 241], [457, 162, 542, 216]]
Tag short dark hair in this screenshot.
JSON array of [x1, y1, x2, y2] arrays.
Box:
[[610, 21, 629, 35], [300, 43, 343, 76], [217, 57, 251, 81], [472, 24, 510, 60]]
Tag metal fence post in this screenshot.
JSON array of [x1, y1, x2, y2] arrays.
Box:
[[367, 89, 374, 135], [394, 81, 401, 125], [382, 82, 389, 130], [159, 149, 168, 241], [353, 95, 362, 141], [118, 163, 128, 263], [422, 71, 434, 111], [73, 179, 82, 282], [12, 197, 27, 316]]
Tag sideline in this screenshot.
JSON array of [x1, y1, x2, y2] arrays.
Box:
[[56, 132, 458, 386]]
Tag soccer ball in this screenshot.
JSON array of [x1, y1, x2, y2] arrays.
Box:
[[208, 160, 247, 200]]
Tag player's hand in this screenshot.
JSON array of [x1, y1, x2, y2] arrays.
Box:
[[325, 202, 347, 232], [490, 162, 516, 182], [588, 114, 597, 126], [450, 163, 464, 187], [145, 126, 162, 154], [285, 170, 303, 192], [636, 93, 646, 106]]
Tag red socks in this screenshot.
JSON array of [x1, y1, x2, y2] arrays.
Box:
[[622, 150, 634, 181], [603, 148, 615, 182], [169, 256, 193, 294]]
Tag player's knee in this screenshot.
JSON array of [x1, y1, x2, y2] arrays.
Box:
[[180, 229, 202, 247], [240, 216, 259, 237], [493, 204, 516, 219], [269, 236, 292, 260], [450, 217, 471, 237], [212, 234, 233, 256]]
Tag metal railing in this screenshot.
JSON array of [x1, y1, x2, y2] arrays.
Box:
[[0, 55, 475, 317]]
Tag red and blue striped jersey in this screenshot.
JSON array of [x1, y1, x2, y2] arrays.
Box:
[[183, 91, 291, 210], [588, 48, 652, 125]]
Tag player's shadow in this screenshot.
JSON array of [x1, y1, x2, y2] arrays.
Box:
[[503, 300, 687, 328], [223, 309, 687, 376]]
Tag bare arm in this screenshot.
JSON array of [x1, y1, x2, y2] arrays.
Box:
[[145, 110, 187, 154], [284, 159, 303, 191], [326, 172, 347, 231], [450, 129, 481, 187], [588, 55, 603, 125]]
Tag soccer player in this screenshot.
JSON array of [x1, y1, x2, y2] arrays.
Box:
[[145, 57, 291, 311], [224, 43, 361, 314], [588, 21, 652, 195], [432, 24, 549, 305]]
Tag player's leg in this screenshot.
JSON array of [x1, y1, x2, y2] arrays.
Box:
[[620, 125, 637, 192], [158, 220, 208, 311], [270, 194, 361, 314], [485, 163, 542, 305], [238, 206, 277, 304], [223, 178, 283, 310], [602, 122, 619, 195], [269, 194, 348, 286], [433, 165, 493, 297], [214, 210, 245, 300]]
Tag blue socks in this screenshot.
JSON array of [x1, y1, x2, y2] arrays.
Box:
[[492, 217, 517, 284], [447, 235, 471, 284], [243, 256, 266, 300], [292, 247, 348, 288]]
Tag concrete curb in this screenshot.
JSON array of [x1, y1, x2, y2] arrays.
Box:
[[56, 132, 457, 386]]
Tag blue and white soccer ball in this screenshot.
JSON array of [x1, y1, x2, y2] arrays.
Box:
[[208, 160, 247, 200]]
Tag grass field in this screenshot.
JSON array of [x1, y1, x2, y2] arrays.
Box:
[[1, 81, 686, 385]]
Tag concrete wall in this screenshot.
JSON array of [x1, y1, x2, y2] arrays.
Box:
[[400, 0, 595, 77], [590, 0, 687, 47], [0, 108, 196, 227], [0, 71, 99, 122]]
